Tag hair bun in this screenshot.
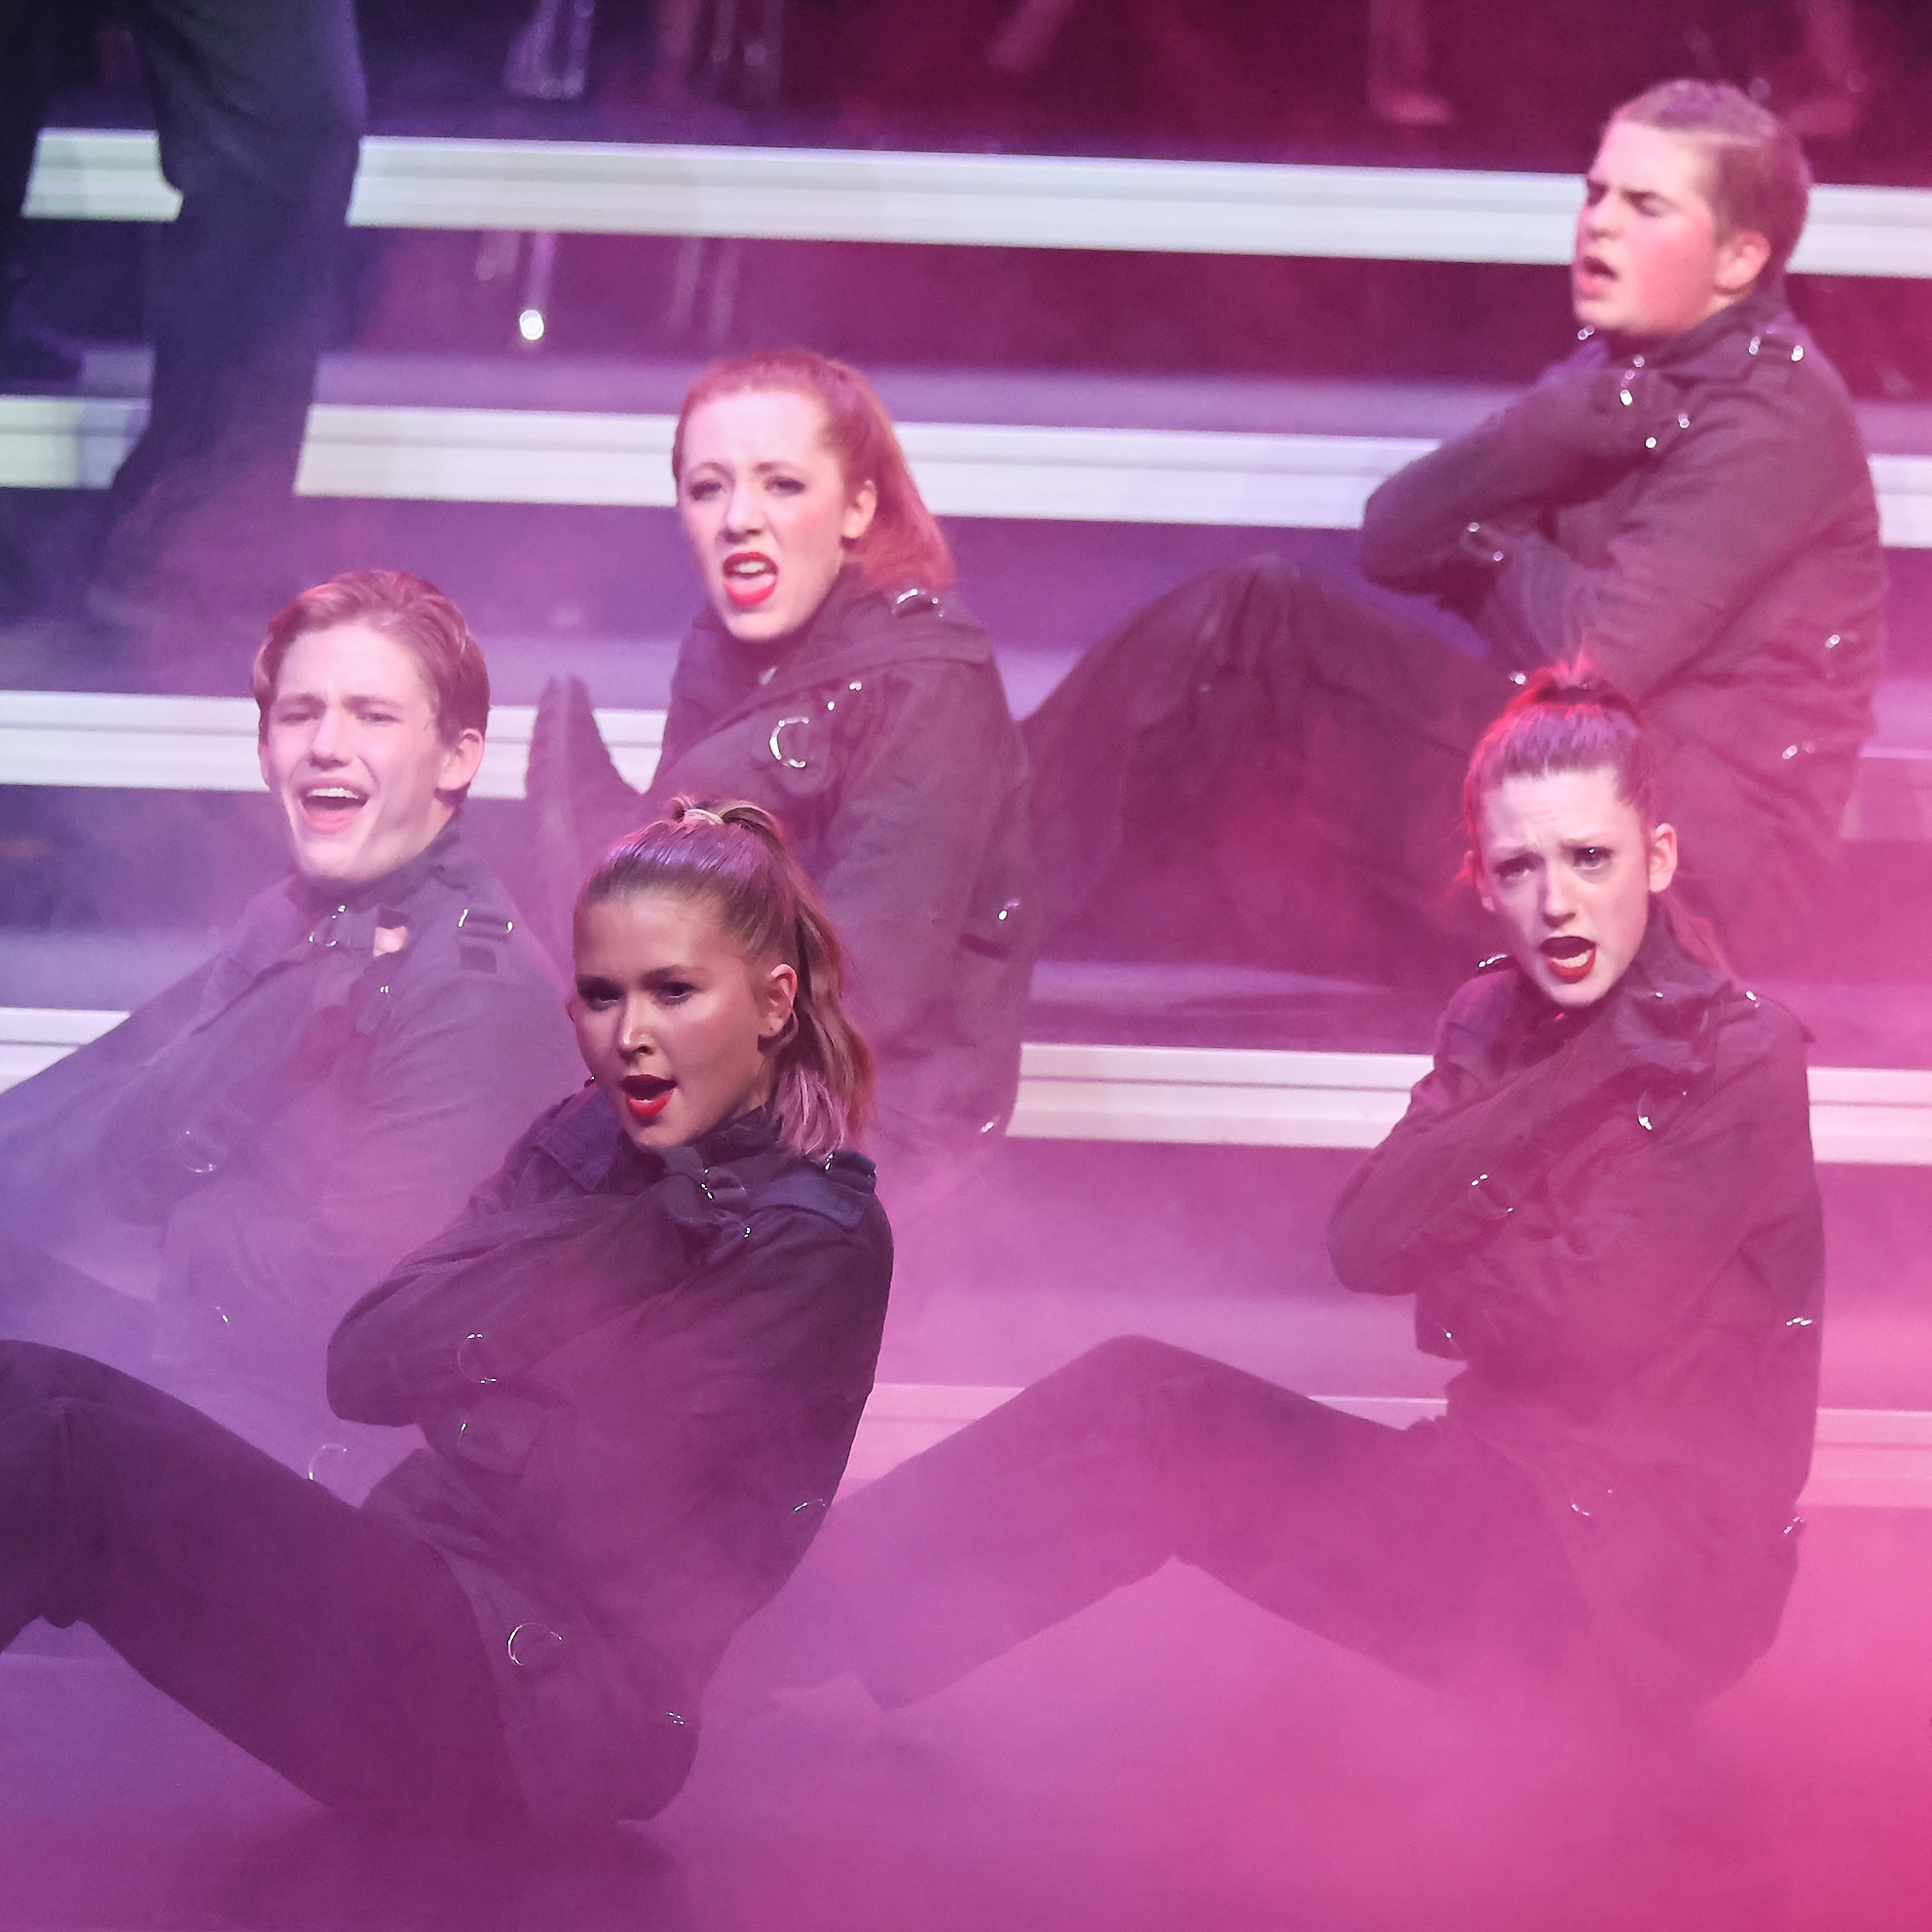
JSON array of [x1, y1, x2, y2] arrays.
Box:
[[1515, 661, 1642, 724]]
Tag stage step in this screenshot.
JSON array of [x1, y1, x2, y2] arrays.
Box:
[[4, 389, 1927, 545], [2, 1010, 1929, 1164], [23, 128, 1932, 279], [3, 687, 1926, 841]]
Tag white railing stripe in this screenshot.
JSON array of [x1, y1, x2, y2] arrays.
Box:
[[22, 130, 1932, 279], [3, 398, 1927, 547], [0, 1010, 1927, 1165], [0, 690, 662, 799]]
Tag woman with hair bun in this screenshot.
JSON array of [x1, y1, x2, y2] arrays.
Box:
[[531, 349, 1033, 1210], [0, 801, 891, 1833], [737, 669, 1822, 1726]]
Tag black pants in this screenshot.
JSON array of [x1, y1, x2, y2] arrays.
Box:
[[0, 0, 364, 611], [1022, 555, 1514, 987], [0, 1341, 525, 1832], [779, 1336, 1589, 1707]]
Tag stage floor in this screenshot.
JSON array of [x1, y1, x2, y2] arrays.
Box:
[[3, 1504, 1928, 1932]]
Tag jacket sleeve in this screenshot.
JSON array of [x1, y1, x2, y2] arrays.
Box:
[[815, 661, 1018, 1049], [1335, 1016, 1812, 1374], [1465, 385, 1859, 698], [160, 971, 581, 1354], [1367, 367, 1855, 699], [527, 1203, 893, 1642], [1357, 358, 1649, 592]]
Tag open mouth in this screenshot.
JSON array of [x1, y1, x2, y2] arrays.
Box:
[[620, 1072, 676, 1122], [1541, 935, 1598, 985], [722, 549, 778, 612], [299, 783, 368, 832], [1573, 251, 1616, 291]]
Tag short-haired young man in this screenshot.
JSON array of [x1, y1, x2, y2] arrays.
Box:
[[0, 573, 582, 1476], [1025, 80, 1884, 977]]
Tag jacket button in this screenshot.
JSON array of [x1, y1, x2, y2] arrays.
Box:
[[507, 1622, 565, 1675]]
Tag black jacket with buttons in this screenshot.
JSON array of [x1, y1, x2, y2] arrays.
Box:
[[532, 569, 1035, 1176], [0, 821, 582, 1456], [1328, 913, 1822, 1711], [1359, 280, 1886, 956], [329, 1095, 892, 1829]]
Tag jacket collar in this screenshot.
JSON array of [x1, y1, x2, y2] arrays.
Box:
[[203, 818, 478, 1009], [1446, 908, 1733, 1088], [537, 1087, 786, 1194], [1597, 279, 1793, 377], [286, 815, 474, 924], [675, 566, 990, 733]]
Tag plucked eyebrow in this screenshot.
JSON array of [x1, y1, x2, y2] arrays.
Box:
[[1488, 828, 1622, 865], [575, 962, 706, 989], [685, 457, 809, 479]]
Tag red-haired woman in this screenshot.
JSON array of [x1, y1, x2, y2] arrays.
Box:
[[529, 351, 1033, 1207], [738, 670, 1822, 1725], [0, 801, 891, 1833]]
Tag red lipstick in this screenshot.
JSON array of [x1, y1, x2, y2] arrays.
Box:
[[621, 1074, 675, 1122], [1542, 937, 1597, 985], [722, 549, 777, 611]]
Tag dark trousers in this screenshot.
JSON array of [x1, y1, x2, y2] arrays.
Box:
[[784, 1336, 1589, 1707], [1023, 555, 1513, 987], [0, 1341, 525, 1832], [0, 0, 365, 611]]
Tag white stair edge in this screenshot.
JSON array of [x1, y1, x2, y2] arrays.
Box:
[[0, 690, 663, 799], [23, 130, 1932, 279], [2, 1015, 1930, 1165], [1, 400, 1925, 548]]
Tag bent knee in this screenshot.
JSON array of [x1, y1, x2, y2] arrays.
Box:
[[1057, 1334, 1219, 1400]]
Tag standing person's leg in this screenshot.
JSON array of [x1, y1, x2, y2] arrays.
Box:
[[0, 1341, 523, 1832], [99, 0, 365, 626], [1022, 556, 1511, 985], [0, 0, 59, 372], [753, 1335, 1586, 1707]]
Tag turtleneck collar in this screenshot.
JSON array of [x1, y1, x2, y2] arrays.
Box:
[[540, 1089, 786, 1194], [1491, 905, 1731, 1078], [288, 813, 466, 920], [1600, 276, 1789, 370], [704, 563, 871, 681]]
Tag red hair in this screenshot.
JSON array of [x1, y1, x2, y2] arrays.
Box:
[[253, 570, 490, 745], [672, 349, 954, 593], [1463, 664, 1658, 858], [1464, 664, 1726, 967]]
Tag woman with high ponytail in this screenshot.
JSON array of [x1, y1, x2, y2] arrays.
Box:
[[737, 667, 1824, 1734], [576, 798, 874, 1160], [0, 800, 890, 1836]]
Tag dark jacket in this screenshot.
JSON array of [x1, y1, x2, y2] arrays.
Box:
[[1327, 915, 1822, 1711], [1359, 280, 1886, 956], [329, 1096, 893, 1829], [0, 821, 581, 1454], [532, 570, 1035, 1174]]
